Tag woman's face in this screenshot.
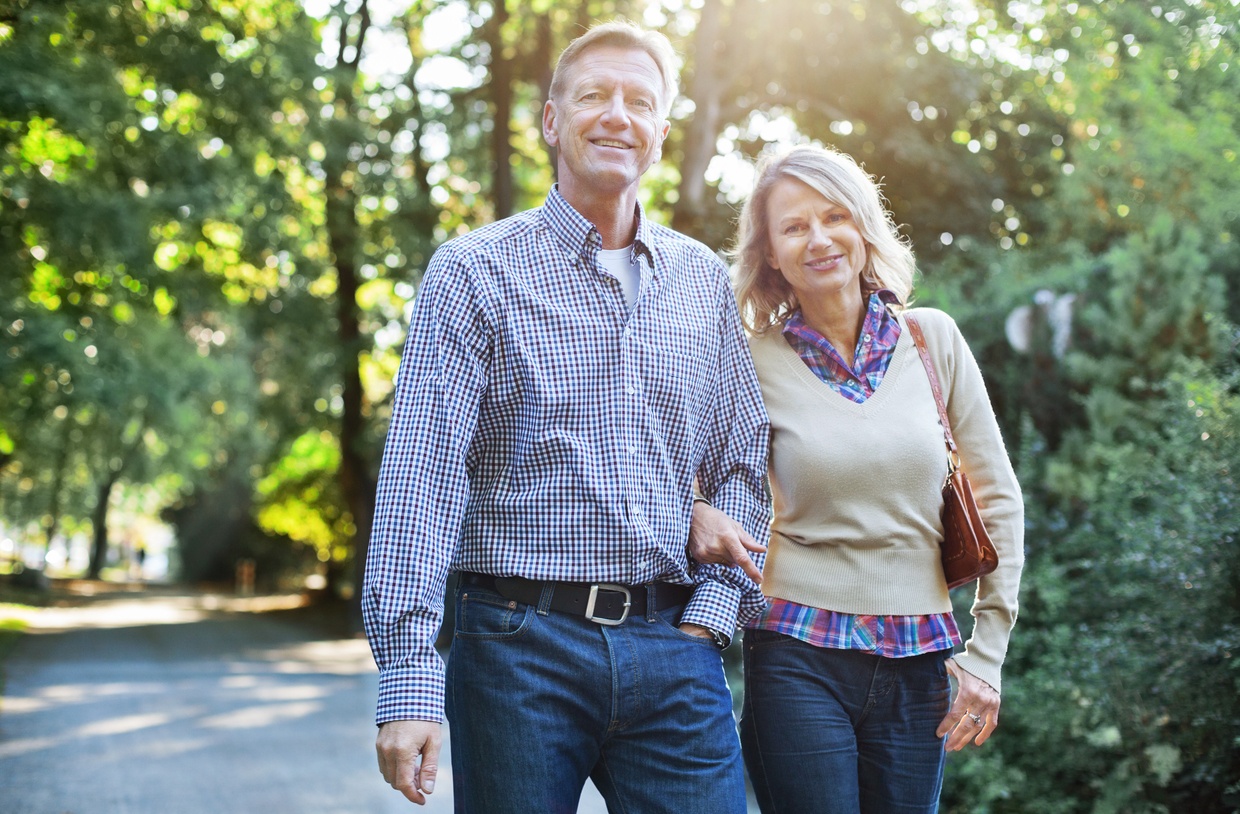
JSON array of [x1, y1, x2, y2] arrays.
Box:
[[764, 177, 868, 309]]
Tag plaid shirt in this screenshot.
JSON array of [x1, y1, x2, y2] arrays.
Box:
[[748, 291, 961, 657], [781, 289, 904, 403], [363, 186, 770, 724]]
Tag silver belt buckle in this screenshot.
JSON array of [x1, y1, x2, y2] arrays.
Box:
[[584, 583, 632, 626]]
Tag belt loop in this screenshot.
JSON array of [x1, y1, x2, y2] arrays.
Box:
[[536, 582, 554, 616], [645, 582, 657, 622]]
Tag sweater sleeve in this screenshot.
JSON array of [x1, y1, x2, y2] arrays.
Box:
[[913, 308, 1025, 693]]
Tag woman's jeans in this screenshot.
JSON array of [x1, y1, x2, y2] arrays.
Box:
[[445, 580, 747, 814], [740, 629, 952, 814]]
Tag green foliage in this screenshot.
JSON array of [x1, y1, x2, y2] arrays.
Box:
[[945, 371, 1240, 814], [3, 1, 1240, 805], [255, 430, 352, 562]]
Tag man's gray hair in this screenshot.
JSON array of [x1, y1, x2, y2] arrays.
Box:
[[549, 20, 680, 117]]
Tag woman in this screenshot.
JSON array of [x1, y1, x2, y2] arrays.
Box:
[[715, 144, 1024, 813]]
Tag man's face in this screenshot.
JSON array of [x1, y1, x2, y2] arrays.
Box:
[[543, 45, 671, 200]]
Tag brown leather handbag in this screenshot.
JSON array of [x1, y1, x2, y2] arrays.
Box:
[[905, 315, 999, 590]]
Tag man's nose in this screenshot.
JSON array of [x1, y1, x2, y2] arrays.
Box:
[[599, 93, 630, 126]]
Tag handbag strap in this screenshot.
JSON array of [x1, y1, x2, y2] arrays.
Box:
[[904, 314, 958, 456]]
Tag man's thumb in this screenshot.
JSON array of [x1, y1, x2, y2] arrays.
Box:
[[419, 742, 441, 794]]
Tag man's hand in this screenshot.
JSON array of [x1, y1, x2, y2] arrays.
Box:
[[678, 622, 718, 641], [376, 719, 442, 805], [687, 500, 767, 584]]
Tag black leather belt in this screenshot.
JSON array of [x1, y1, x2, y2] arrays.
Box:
[[459, 573, 692, 626]]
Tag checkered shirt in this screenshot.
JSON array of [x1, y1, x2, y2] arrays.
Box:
[[363, 186, 771, 724]]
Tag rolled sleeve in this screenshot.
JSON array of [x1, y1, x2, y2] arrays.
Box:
[[690, 274, 772, 634]]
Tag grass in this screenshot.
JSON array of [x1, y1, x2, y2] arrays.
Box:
[[0, 606, 32, 698]]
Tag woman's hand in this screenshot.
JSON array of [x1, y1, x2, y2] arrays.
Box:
[[937, 658, 1000, 751], [687, 501, 767, 584]]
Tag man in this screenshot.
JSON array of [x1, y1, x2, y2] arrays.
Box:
[[363, 20, 769, 813]]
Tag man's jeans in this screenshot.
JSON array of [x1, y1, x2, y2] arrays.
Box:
[[740, 630, 951, 814], [445, 580, 747, 814]]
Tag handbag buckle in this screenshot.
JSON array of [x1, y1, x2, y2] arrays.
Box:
[[944, 449, 962, 486]]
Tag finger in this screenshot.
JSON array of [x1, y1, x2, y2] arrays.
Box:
[[418, 732, 442, 796], [394, 754, 427, 805], [935, 701, 966, 739], [973, 709, 999, 746], [943, 713, 979, 752], [737, 530, 768, 554], [380, 740, 428, 805], [727, 539, 763, 584], [943, 708, 994, 751]]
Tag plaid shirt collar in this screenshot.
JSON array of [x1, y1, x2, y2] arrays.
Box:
[[542, 184, 657, 277], [781, 289, 902, 403]]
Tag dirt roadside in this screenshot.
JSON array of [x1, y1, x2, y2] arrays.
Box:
[[0, 582, 452, 813]]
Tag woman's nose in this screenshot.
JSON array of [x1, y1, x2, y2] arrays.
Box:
[[808, 223, 833, 248]]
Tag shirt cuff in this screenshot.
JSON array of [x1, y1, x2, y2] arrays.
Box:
[[680, 579, 742, 647], [375, 666, 446, 726]]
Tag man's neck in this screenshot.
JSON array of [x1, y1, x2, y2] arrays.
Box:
[[558, 181, 640, 250]]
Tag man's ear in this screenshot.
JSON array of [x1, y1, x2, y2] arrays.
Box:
[[653, 118, 670, 160], [542, 100, 560, 146]]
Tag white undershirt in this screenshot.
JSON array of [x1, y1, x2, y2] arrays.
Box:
[[597, 246, 642, 309]]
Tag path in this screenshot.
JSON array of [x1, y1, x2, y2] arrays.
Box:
[[0, 585, 612, 813]]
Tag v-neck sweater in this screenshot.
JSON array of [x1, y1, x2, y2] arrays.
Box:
[[749, 307, 1024, 691]]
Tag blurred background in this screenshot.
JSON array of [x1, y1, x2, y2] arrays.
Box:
[[1, 0, 1238, 810]]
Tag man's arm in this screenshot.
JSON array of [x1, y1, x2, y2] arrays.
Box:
[[362, 242, 490, 724], [679, 275, 771, 642]]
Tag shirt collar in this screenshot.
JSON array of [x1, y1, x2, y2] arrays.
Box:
[[542, 184, 656, 271]]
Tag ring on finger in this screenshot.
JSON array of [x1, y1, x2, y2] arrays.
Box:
[[966, 711, 983, 726]]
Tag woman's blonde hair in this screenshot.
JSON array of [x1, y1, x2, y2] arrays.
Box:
[[732, 144, 916, 334]]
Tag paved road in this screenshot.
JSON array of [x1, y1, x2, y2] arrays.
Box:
[[0, 586, 612, 814]]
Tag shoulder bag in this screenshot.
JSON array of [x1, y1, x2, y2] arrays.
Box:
[[904, 314, 999, 590]]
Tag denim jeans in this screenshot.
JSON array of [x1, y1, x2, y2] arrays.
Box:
[[445, 580, 747, 814], [740, 629, 952, 814]]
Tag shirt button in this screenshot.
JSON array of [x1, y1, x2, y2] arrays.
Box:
[[863, 334, 872, 343], [626, 385, 637, 395], [629, 445, 638, 455]]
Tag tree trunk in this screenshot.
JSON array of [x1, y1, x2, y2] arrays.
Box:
[[672, 0, 729, 243], [486, 0, 514, 218], [87, 472, 120, 580], [40, 417, 73, 570], [531, 13, 555, 177], [324, 0, 378, 608]]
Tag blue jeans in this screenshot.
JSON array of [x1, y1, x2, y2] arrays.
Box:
[[445, 580, 747, 814], [740, 629, 951, 814]]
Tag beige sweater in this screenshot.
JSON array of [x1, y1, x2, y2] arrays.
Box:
[[749, 307, 1024, 692]]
